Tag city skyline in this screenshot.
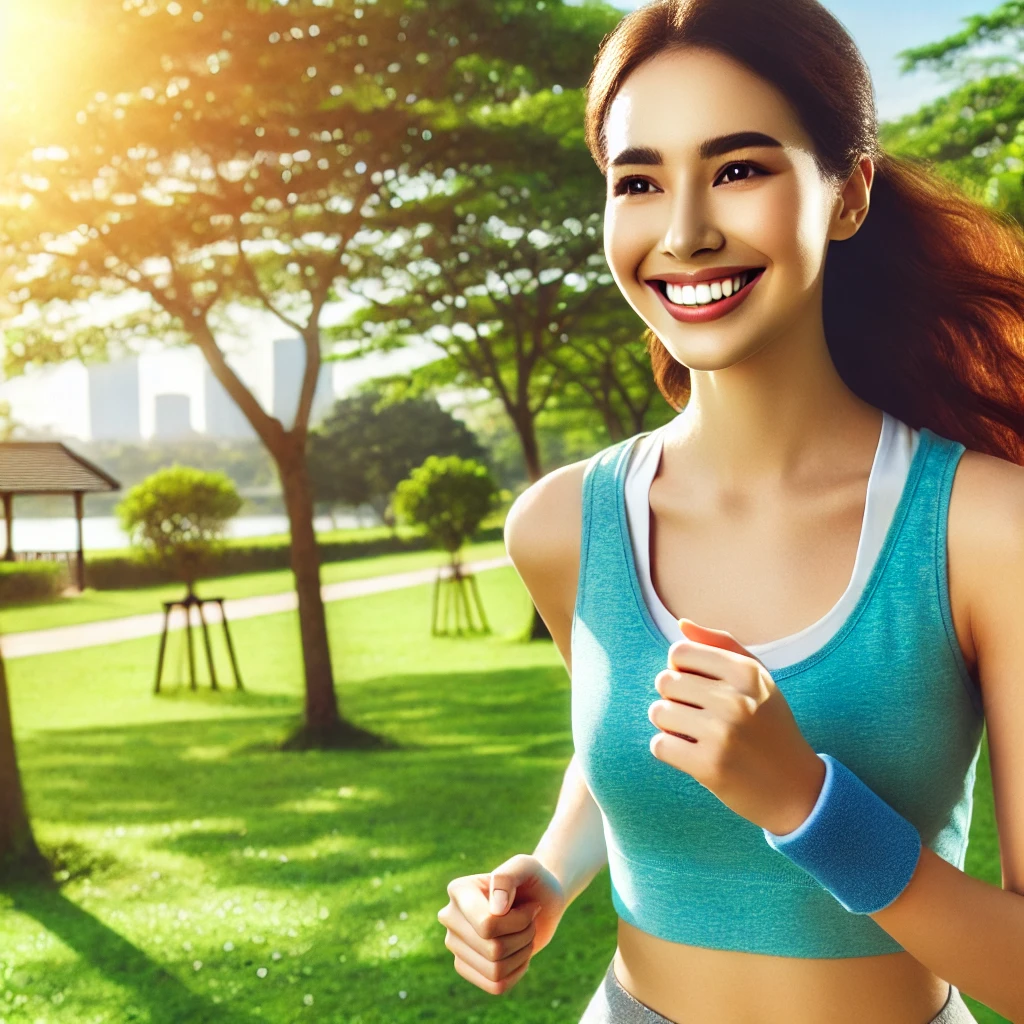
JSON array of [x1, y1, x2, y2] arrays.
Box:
[[1, 333, 341, 442]]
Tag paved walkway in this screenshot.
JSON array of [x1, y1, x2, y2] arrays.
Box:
[[0, 555, 514, 660]]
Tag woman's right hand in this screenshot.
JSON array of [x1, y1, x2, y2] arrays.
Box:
[[437, 853, 568, 995]]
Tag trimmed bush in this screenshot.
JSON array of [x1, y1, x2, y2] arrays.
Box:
[[0, 561, 69, 606], [84, 523, 505, 591]]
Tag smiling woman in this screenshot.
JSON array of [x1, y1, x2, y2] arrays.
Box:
[[436, 0, 1024, 1022]]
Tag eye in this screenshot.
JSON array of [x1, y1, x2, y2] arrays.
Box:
[[612, 176, 655, 197], [715, 161, 768, 186]]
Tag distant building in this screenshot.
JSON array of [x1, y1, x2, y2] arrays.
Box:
[[154, 394, 193, 440], [271, 337, 334, 429], [88, 358, 141, 441], [202, 365, 256, 440]]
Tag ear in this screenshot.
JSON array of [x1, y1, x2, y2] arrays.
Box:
[[829, 154, 873, 243]]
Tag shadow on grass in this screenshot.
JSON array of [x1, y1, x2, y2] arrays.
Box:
[[19, 665, 571, 888], [10, 664, 592, 1019], [10, 885, 265, 1024]]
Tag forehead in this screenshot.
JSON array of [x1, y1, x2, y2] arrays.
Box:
[[604, 47, 808, 163]]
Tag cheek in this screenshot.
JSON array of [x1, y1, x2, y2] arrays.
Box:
[[604, 207, 650, 287], [758, 181, 833, 287]]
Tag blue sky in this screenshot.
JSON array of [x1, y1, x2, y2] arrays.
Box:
[[608, 0, 998, 121]]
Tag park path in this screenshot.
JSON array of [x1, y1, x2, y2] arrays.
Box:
[[0, 555, 514, 660]]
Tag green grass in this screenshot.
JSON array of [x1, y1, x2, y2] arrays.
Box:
[[0, 565, 1008, 1023], [0, 539, 509, 635]]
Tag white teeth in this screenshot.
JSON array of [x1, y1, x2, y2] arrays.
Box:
[[665, 270, 754, 306]]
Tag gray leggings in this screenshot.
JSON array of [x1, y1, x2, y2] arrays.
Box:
[[579, 958, 980, 1023]]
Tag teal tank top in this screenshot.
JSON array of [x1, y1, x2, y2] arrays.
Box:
[[570, 426, 985, 958]]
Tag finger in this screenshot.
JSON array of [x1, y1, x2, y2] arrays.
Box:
[[452, 946, 533, 996], [650, 728, 702, 767], [668, 638, 746, 678], [440, 906, 536, 961], [447, 882, 540, 939], [654, 668, 710, 707], [444, 922, 535, 980]]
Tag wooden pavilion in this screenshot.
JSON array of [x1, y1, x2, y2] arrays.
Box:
[[0, 442, 120, 591]]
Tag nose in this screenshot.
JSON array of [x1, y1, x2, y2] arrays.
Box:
[[660, 185, 725, 260]]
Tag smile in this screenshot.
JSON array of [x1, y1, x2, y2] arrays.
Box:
[[647, 268, 766, 323]]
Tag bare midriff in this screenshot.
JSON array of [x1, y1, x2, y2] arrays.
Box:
[[614, 920, 951, 1024]]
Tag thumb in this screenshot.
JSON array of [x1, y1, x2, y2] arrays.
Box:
[[489, 872, 514, 915], [678, 617, 745, 655], [677, 617, 764, 668], [489, 856, 533, 915]]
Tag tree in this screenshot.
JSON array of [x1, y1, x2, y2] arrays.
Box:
[[0, 648, 47, 883], [393, 455, 501, 635], [117, 466, 243, 596], [881, 6, 1024, 226], [0, 0, 613, 743], [330, 82, 653, 482], [307, 389, 487, 527]]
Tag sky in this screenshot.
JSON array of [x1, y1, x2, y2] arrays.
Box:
[[3, 0, 1002, 439]]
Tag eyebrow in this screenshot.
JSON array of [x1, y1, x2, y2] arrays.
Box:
[[608, 131, 784, 168]]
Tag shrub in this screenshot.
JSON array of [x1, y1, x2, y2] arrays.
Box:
[[0, 561, 68, 606], [117, 465, 243, 595], [83, 523, 505, 590]]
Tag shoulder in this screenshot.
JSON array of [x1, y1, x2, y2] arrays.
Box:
[[503, 435, 636, 575], [504, 457, 593, 585], [949, 446, 1024, 567], [948, 446, 1024, 663]]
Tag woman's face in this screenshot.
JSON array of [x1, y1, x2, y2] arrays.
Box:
[[603, 46, 859, 372]]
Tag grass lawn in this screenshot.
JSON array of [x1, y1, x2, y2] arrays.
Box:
[[0, 565, 1008, 1023], [0, 539, 509, 636]]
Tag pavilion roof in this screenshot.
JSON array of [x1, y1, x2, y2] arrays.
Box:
[[0, 442, 120, 494]]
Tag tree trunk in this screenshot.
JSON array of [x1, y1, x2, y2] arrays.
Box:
[[509, 412, 551, 641], [518, 413, 544, 486], [0, 649, 47, 883], [276, 445, 344, 745]]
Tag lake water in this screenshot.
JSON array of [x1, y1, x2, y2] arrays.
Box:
[[0, 512, 377, 553]]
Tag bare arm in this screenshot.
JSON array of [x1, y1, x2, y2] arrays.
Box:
[[532, 753, 609, 908], [504, 462, 609, 908]]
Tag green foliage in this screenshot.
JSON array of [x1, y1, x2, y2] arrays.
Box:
[[0, 0, 618, 378], [881, 5, 1024, 225], [116, 466, 243, 589], [0, 561, 67, 606], [393, 455, 501, 555], [306, 390, 488, 520], [85, 523, 504, 590]]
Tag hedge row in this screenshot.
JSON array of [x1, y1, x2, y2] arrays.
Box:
[[84, 524, 506, 591], [0, 561, 69, 606]]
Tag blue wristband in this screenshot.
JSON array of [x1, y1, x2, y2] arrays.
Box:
[[763, 754, 922, 914]]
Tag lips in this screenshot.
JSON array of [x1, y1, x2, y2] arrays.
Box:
[[647, 267, 766, 323]]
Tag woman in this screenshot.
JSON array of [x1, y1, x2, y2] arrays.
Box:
[[437, 1, 1024, 1021]]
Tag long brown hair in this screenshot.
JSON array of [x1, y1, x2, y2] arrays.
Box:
[[584, 0, 1024, 463]]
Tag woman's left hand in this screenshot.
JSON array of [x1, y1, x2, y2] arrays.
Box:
[[648, 617, 827, 836]]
